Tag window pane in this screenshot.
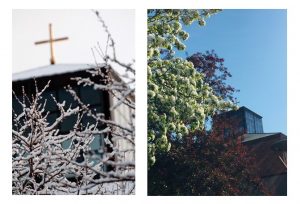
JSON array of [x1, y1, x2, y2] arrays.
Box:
[[90, 134, 104, 151], [88, 134, 105, 166], [47, 112, 58, 126], [80, 86, 103, 106], [82, 112, 96, 128], [12, 97, 23, 116], [82, 106, 105, 128], [61, 114, 77, 133], [61, 138, 72, 149], [58, 87, 78, 108], [42, 90, 57, 112]]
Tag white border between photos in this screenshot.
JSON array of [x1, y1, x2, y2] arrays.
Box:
[[1, 0, 299, 204]]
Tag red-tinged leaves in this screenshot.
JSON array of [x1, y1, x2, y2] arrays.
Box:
[[148, 118, 268, 195], [187, 50, 239, 104]]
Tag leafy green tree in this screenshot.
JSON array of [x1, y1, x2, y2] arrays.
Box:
[[147, 10, 267, 196], [147, 9, 236, 167]]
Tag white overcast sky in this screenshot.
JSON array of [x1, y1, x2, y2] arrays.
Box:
[[12, 9, 135, 73]]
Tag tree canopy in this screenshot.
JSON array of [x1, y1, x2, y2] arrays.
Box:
[[187, 50, 239, 104], [147, 9, 236, 167], [148, 122, 268, 195]]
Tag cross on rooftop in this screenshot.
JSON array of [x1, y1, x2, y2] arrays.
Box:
[[34, 23, 69, 65]]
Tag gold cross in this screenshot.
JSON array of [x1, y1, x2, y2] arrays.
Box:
[[34, 23, 69, 65]]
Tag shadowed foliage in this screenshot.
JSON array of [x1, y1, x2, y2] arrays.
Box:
[[148, 118, 268, 196]]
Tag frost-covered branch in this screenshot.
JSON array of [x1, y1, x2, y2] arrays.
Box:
[[70, 10, 136, 194], [13, 11, 135, 195], [12, 73, 134, 195]]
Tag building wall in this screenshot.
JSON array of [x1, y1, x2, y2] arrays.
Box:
[[109, 92, 135, 164], [243, 133, 287, 195], [244, 109, 264, 133], [261, 173, 287, 196], [13, 69, 134, 166], [214, 106, 264, 136]]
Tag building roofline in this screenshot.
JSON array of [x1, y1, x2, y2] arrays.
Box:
[[215, 106, 263, 119], [244, 132, 285, 136], [12, 63, 106, 82], [12, 63, 135, 101], [242, 132, 286, 143], [239, 106, 263, 118]]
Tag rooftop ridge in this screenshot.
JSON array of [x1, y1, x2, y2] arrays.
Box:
[[12, 63, 106, 82]]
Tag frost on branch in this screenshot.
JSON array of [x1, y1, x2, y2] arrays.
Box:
[[12, 11, 135, 195], [12, 79, 134, 194], [71, 10, 135, 194]]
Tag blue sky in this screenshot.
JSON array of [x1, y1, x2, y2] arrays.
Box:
[[177, 9, 287, 134]]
